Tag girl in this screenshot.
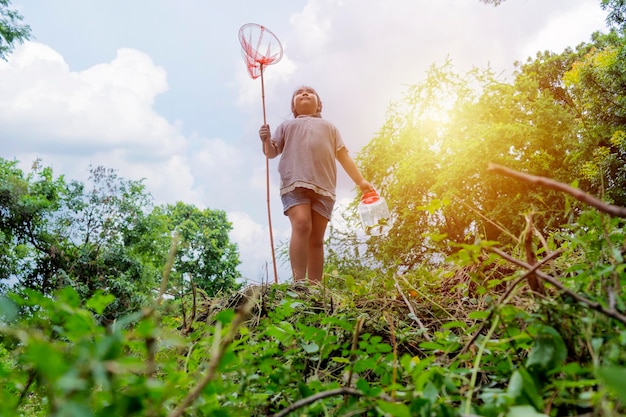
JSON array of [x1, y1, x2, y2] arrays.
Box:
[[259, 86, 373, 284]]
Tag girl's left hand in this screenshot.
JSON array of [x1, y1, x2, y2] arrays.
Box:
[[359, 181, 374, 194]]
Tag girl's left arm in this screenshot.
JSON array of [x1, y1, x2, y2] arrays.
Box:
[[336, 147, 373, 193]]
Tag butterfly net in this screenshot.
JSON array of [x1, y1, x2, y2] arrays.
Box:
[[239, 23, 283, 79]]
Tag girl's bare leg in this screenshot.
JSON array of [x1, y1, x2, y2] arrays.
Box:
[[286, 204, 312, 282], [307, 210, 329, 284]]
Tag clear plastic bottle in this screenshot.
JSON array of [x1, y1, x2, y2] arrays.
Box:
[[358, 190, 392, 236]]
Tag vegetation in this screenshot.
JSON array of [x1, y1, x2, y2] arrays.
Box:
[[1, 0, 625, 416], [0, 160, 242, 322], [0, 0, 30, 60]]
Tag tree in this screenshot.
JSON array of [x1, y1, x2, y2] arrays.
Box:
[[355, 60, 578, 269], [601, 0, 626, 30], [0, 160, 163, 321], [0, 158, 68, 292], [561, 31, 626, 205], [1, 159, 243, 319], [151, 202, 242, 297], [0, 0, 30, 60]]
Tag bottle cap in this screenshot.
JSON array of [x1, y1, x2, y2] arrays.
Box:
[[361, 190, 379, 204]]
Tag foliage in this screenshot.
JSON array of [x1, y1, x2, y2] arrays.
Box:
[[0, 198, 625, 416], [354, 60, 574, 270], [560, 31, 626, 206], [0, 0, 30, 60], [351, 27, 626, 272], [1, 1, 625, 416], [0, 159, 242, 321], [150, 202, 242, 297], [601, 0, 626, 30]]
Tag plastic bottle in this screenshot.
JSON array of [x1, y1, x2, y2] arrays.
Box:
[[358, 190, 392, 236]]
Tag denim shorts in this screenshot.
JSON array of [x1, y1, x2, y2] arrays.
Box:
[[281, 187, 335, 220]]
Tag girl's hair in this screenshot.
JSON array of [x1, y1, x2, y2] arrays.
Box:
[[291, 86, 323, 117]]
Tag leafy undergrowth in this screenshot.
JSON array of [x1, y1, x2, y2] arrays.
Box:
[[1, 211, 626, 416]]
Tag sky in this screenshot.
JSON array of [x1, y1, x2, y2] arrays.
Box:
[[0, 0, 609, 284]]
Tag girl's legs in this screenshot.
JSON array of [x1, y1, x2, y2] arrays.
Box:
[[307, 210, 329, 284], [286, 204, 329, 284], [286, 204, 312, 282]]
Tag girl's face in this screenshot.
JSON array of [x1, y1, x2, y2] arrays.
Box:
[[292, 86, 322, 116]]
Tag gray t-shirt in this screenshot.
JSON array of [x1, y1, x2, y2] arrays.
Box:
[[272, 115, 346, 200]]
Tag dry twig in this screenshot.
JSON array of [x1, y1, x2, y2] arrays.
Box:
[[488, 163, 626, 218], [456, 249, 563, 358], [168, 286, 260, 417], [522, 212, 545, 295], [394, 279, 432, 342], [270, 387, 395, 417], [489, 247, 626, 326]]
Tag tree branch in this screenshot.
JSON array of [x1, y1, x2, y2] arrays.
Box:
[[394, 279, 432, 342], [488, 247, 626, 325], [168, 287, 260, 417], [270, 387, 395, 417], [487, 163, 626, 218], [455, 249, 562, 359]]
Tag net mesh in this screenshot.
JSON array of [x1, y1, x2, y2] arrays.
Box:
[[239, 23, 283, 79]]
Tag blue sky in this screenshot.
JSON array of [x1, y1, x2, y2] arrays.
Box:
[[1, 0, 608, 283]]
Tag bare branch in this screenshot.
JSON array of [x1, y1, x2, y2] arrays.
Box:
[[168, 286, 260, 417], [270, 387, 394, 417], [489, 247, 626, 326], [487, 163, 626, 218], [455, 249, 562, 358], [394, 279, 432, 342]]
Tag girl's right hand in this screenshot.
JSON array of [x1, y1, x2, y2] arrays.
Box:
[[259, 124, 271, 142]]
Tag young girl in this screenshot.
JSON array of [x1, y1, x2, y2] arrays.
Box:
[[259, 86, 373, 284]]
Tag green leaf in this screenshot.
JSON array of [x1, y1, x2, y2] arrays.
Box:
[[507, 368, 543, 410], [57, 372, 88, 393], [95, 333, 123, 361], [55, 286, 82, 308], [57, 401, 93, 417], [301, 341, 319, 353], [441, 320, 467, 330], [596, 367, 626, 403], [526, 326, 567, 376], [23, 341, 68, 379], [0, 295, 17, 323], [215, 309, 235, 325], [419, 341, 445, 351], [356, 378, 370, 394], [376, 400, 412, 417], [468, 310, 490, 320], [298, 382, 313, 398], [506, 405, 549, 417], [86, 291, 116, 315]]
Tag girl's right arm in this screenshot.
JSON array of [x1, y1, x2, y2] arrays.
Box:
[[259, 124, 278, 158]]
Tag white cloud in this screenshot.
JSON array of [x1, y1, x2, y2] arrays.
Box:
[[0, 42, 180, 156], [519, 2, 607, 59], [228, 210, 291, 283]]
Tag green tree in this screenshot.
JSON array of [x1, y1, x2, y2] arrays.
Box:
[[0, 158, 68, 291], [561, 31, 626, 205], [353, 23, 626, 270], [355, 59, 580, 269], [151, 202, 242, 297], [0, 160, 162, 321], [1, 159, 243, 318], [0, 0, 30, 60], [601, 0, 626, 30]]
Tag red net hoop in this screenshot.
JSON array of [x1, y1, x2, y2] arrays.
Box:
[[238, 23, 283, 80]]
